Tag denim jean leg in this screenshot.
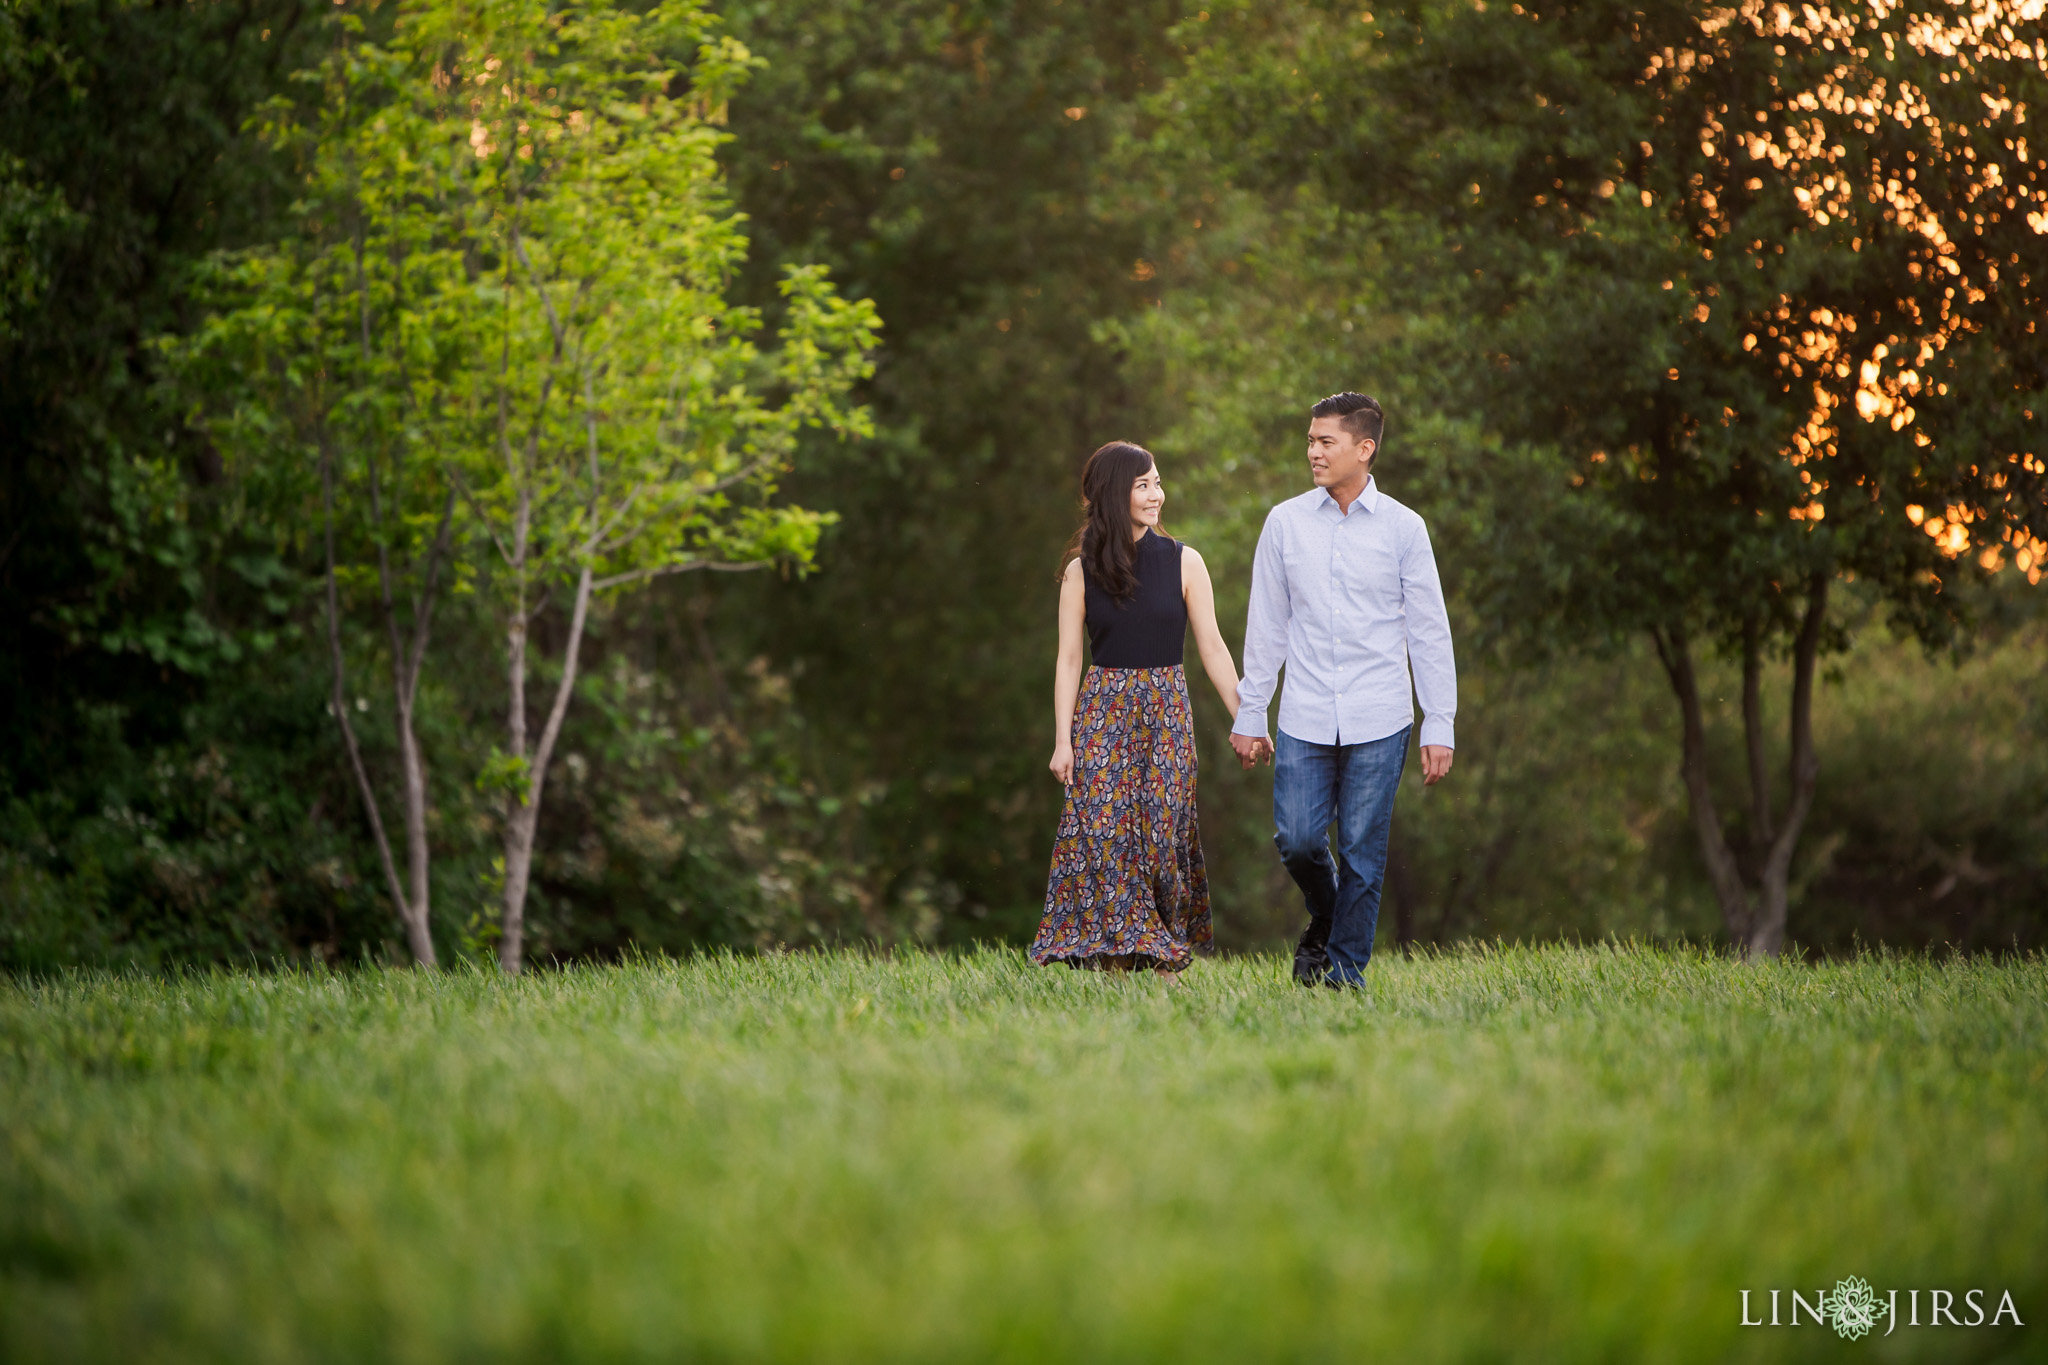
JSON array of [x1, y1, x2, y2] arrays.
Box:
[[1324, 726, 1410, 985], [1272, 731, 1340, 931]]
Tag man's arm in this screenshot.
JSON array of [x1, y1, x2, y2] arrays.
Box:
[[1230, 510, 1290, 766], [1401, 517, 1457, 784]]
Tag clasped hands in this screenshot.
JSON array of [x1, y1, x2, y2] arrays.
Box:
[[1061, 734, 1453, 783], [1228, 733, 1454, 785], [1228, 732, 1274, 770]]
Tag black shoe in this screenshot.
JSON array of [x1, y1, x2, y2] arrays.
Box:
[[1291, 917, 1332, 987]]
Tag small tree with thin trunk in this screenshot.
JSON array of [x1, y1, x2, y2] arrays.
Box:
[[398, 0, 878, 972], [168, 8, 490, 966]]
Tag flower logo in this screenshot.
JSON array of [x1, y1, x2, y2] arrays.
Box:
[[1828, 1276, 1882, 1341]]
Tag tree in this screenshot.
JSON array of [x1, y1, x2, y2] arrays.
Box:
[[168, 7, 476, 966], [175, 0, 877, 973], [391, 0, 879, 972], [1136, 0, 2047, 954]]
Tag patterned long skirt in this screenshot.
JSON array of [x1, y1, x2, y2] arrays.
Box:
[[1029, 665, 1213, 971]]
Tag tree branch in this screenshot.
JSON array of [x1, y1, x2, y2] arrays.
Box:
[[449, 468, 517, 569], [590, 559, 773, 592], [508, 228, 567, 354], [581, 362, 603, 512], [700, 451, 785, 497], [401, 488, 458, 711], [529, 565, 594, 781], [1741, 615, 1774, 853], [320, 433, 426, 963], [351, 225, 411, 708], [1763, 574, 1828, 883], [579, 479, 655, 558]]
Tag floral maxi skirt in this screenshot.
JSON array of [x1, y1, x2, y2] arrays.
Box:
[[1029, 665, 1213, 971]]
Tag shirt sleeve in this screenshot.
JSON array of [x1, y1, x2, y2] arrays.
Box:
[[1232, 508, 1290, 739], [1401, 516, 1458, 749]]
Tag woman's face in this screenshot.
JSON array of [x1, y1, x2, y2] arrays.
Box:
[[1128, 463, 1164, 533]]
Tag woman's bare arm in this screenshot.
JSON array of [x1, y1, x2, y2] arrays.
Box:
[[1181, 546, 1241, 717], [1049, 558, 1086, 783]]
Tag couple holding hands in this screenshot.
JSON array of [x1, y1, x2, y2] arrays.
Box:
[[1029, 392, 1458, 988]]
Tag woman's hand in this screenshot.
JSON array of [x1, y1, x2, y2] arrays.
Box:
[[1050, 742, 1075, 785]]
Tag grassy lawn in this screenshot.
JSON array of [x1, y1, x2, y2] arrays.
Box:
[[2, 946, 2042, 1363]]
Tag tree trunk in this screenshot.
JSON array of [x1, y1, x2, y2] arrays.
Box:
[[378, 496, 453, 974], [498, 563, 595, 975], [349, 228, 449, 967], [394, 701, 434, 946], [366, 468, 453, 970], [321, 440, 437, 965], [1740, 618, 1774, 859], [1651, 576, 1828, 959], [1747, 575, 1827, 957], [498, 486, 532, 974]]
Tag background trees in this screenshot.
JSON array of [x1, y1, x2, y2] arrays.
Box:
[[0, 0, 399, 967], [1, 0, 2041, 967], [1122, 0, 2047, 955], [711, 0, 1186, 939]]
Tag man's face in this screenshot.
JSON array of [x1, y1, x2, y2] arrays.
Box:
[[1305, 415, 1375, 489]]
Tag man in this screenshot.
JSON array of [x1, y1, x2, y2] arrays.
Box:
[[1229, 392, 1457, 987]]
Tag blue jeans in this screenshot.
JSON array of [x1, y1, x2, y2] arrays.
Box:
[[1273, 726, 1409, 985]]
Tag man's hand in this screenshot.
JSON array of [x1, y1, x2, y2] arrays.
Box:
[[1420, 744, 1454, 786], [1230, 733, 1273, 770]]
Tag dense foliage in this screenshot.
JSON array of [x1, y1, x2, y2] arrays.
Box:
[[2, 0, 2042, 968], [1117, 0, 2048, 954]]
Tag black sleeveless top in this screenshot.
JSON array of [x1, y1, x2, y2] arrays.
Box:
[[1083, 529, 1187, 668]]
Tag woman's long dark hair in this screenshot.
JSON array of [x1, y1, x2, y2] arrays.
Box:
[[1061, 441, 1158, 602]]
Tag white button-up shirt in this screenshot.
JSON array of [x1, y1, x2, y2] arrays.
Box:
[[1231, 479, 1457, 749]]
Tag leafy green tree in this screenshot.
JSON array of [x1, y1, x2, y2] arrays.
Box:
[[175, 0, 878, 973], [169, 8, 483, 966], [1135, 0, 2047, 955], [386, 0, 878, 972]]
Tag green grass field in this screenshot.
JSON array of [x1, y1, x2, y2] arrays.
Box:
[[2, 946, 2042, 1363]]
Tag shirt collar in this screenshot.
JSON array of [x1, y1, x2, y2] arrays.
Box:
[[1315, 476, 1381, 516]]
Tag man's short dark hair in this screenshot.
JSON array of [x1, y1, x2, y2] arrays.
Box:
[[1310, 391, 1384, 447]]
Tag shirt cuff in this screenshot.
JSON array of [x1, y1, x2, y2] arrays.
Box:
[[1418, 716, 1455, 750], [1231, 705, 1271, 740]]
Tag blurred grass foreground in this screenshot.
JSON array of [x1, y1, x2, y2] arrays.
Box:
[[4, 946, 2043, 1363]]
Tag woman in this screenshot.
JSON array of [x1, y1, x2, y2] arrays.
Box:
[[1030, 441, 1244, 974]]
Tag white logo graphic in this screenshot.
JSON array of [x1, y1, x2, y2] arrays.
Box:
[[1827, 1277, 1882, 1341], [1741, 1282, 2024, 1335]]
